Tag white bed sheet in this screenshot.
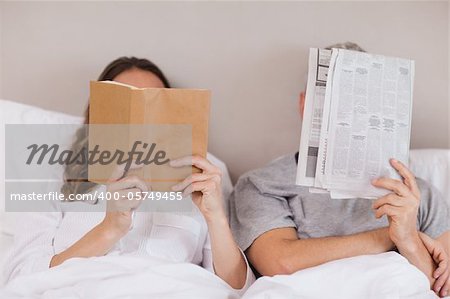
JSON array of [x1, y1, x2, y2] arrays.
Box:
[[0, 255, 240, 299], [243, 252, 445, 299], [0, 233, 13, 287]]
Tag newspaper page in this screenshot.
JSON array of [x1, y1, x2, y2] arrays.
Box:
[[296, 48, 332, 187], [324, 49, 414, 198], [314, 50, 339, 190]]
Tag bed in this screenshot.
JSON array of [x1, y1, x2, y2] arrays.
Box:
[[0, 99, 449, 298]]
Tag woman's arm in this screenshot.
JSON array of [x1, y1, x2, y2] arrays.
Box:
[[51, 175, 148, 267], [206, 213, 248, 289], [171, 156, 251, 289], [50, 216, 124, 267]]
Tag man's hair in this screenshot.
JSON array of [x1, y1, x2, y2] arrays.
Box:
[[325, 41, 366, 52]]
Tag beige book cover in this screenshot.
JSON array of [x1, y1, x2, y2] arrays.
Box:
[[88, 81, 210, 191]]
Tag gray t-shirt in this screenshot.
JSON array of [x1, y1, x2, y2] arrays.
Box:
[[229, 153, 450, 252]]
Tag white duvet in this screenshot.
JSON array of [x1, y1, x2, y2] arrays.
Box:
[[0, 256, 240, 299], [0, 252, 445, 299], [243, 252, 440, 299]]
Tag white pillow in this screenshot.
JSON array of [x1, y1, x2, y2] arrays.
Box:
[[0, 99, 83, 235], [409, 149, 450, 208]]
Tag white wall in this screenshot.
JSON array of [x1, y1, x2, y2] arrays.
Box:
[[0, 1, 448, 181], [0, 3, 2, 97]]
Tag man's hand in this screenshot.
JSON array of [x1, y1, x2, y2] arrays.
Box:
[[420, 233, 450, 297], [372, 159, 439, 287], [372, 158, 421, 248]]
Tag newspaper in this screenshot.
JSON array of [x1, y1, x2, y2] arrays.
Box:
[[296, 48, 415, 199], [296, 48, 332, 188]]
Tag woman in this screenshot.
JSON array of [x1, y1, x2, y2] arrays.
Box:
[[4, 57, 253, 292]]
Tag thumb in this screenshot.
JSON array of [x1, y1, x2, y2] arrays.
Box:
[[419, 232, 436, 252]]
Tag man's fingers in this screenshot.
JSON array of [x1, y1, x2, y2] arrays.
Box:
[[390, 159, 420, 196], [373, 194, 403, 209], [434, 254, 448, 278], [420, 233, 448, 268], [420, 232, 450, 297], [439, 278, 449, 297], [372, 177, 410, 196], [433, 258, 447, 279], [374, 204, 401, 219], [434, 269, 449, 293], [420, 232, 439, 255]]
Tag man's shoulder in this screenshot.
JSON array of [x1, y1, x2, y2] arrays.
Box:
[[416, 177, 445, 205], [238, 153, 297, 184], [416, 177, 439, 197]]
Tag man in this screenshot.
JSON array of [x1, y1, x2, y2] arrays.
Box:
[[229, 42, 450, 297]]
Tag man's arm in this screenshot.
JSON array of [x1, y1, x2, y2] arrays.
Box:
[[372, 159, 438, 287], [420, 232, 450, 298], [394, 232, 437, 286], [247, 226, 394, 276]]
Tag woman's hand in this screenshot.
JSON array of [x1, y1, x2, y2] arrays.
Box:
[[170, 155, 250, 289], [372, 159, 421, 248], [420, 233, 450, 297], [170, 155, 225, 222], [101, 163, 148, 237], [51, 171, 148, 268]]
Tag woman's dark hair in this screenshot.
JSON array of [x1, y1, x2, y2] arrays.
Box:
[[98, 56, 170, 87], [61, 57, 170, 199]]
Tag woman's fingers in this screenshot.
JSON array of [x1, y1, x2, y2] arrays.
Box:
[[106, 175, 148, 213], [390, 159, 420, 196], [171, 173, 220, 192], [107, 188, 143, 212], [170, 155, 220, 174], [108, 161, 143, 182], [182, 180, 217, 196], [108, 175, 148, 193]]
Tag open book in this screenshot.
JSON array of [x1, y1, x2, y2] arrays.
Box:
[[296, 48, 415, 199], [87, 81, 210, 191]]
